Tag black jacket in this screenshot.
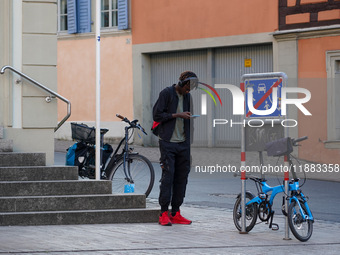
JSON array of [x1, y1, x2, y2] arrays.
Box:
[[153, 85, 192, 143]]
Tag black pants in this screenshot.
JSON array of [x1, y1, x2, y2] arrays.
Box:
[[158, 140, 191, 213]]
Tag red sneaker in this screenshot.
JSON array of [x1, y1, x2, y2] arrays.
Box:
[[159, 211, 172, 226], [169, 211, 192, 224]]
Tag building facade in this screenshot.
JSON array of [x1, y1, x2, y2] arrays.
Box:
[[57, 0, 340, 164], [0, 0, 58, 165], [55, 0, 133, 142]]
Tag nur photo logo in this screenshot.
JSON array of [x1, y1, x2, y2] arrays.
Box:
[[197, 78, 312, 128], [200, 82, 311, 116]]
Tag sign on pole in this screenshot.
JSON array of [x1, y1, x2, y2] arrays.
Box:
[[245, 78, 283, 118], [239, 72, 288, 236]]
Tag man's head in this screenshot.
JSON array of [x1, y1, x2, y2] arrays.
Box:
[[177, 71, 198, 94]]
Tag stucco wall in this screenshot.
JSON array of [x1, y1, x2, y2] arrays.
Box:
[[298, 35, 340, 163], [56, 34, 133, 141], [131, 0, 278, 44]]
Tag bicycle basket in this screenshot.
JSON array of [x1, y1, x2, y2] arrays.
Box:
[[265, 137, 293, 157], [71, 123, 96, 144]]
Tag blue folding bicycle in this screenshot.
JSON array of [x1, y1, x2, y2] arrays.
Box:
[[233, 136, 314, 242]]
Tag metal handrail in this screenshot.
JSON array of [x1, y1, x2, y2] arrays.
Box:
[[0, 65, 71, 132]]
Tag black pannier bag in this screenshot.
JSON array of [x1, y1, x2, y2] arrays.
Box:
[[265, 137, 293, 157], [66, 142, 88, 166]]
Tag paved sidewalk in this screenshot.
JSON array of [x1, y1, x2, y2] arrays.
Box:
[[0, 201, 339, 254], [1, 140, 337, 254]]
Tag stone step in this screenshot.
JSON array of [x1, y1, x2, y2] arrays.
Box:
[[0, 139, 13, 152], [0, 166, 78, 181], [0, 152, 45, 167], [0, 194, 146, 212], [0, 180, 112, 197], [0, 208, 160, 226]]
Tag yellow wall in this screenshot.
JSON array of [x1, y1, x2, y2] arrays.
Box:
[[57, 35, 133, 123]]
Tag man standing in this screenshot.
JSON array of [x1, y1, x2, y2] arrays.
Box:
[[153, 71, 198, 226]]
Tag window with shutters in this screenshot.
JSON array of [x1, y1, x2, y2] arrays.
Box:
[[101, 0, 129, 30], [57, 0, 129, 34], [57, 0, 91, 34]]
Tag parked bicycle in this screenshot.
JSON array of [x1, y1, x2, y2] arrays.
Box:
[[233, 136, 314, 242], [66, 114, 155, 197]]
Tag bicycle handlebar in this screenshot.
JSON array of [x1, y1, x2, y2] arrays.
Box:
[[116, 114, 125, 120], [116, 114, 147, 135]]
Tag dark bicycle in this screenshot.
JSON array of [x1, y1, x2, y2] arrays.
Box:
[[67, 114, 155, 197]]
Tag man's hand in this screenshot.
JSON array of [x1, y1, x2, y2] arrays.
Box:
[[172, 112, 191, 119]]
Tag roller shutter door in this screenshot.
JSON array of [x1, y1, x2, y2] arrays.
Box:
[[150, 44, 273, 147]]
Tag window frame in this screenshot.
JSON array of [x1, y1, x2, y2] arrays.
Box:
[[326, 50, 340, 146], [101, 0, 118, 30], [57, 0, 129, 36], [58, 0, 68, 33]]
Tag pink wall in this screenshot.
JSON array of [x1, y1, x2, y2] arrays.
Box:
[[298, 36, 340, 163], [131, 0, 278, 44], [57, 35, 133, 122]]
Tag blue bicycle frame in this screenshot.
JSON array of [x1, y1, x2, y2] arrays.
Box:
[[247, 181, 283, 206], [246, 179, 314, 222], [288, 181, 314, 221]]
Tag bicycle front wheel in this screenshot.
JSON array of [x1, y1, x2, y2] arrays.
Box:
[[288, 200, 313, 242], [233, 192, 258, 232], [107, 154, 155, 197]]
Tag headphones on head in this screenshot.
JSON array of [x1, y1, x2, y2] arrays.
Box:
[[178, 76, 199, 88]]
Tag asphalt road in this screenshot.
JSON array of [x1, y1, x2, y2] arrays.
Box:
[[148, 163, 340, 223]]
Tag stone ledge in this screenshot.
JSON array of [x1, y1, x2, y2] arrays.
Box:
[[0, 208, 159, 226]]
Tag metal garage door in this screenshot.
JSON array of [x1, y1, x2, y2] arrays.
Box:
[[150, 44, 273, 147]]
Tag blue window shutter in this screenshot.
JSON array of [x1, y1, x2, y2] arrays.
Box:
[[67, 0, 78, 34], [77, 0, 91, 33], [118, 0, 129, 30]]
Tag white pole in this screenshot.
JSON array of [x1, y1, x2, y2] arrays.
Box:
[[95, 0, 101, 180]]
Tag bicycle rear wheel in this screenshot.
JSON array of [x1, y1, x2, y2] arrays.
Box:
[[107, 154, 155, 197], [288, 200, 313, 242], [233, 192, 258, 232]]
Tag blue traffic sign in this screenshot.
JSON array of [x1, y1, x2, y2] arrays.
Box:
[[245, 78, 283, 118]]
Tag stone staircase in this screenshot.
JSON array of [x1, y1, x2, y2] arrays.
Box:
[[0, 127, 159, 226]]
